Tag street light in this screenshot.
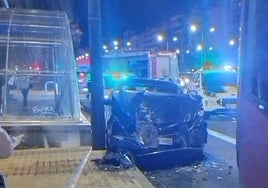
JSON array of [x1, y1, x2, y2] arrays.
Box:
[[126, 41, 131, 47], [126, 41, 132, 50], [112, 40, 119, 51], [229, 39, 235, 46], [157, 34, 179, 52], [196, 44, 203, 51], [190, 24, 204, 68], [173, 36, 178, 42], [190, 24, 197, 32], [157, 34, 169, 51], [190, 23, 216, 68], [103, 45, 107, 50], [157, 34, 164, 41], [113, 40, 119, 46]]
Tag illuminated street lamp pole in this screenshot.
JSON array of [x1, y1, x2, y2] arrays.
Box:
[[201, 32, 205, 67], [190, 24, 205, 67], [157, 34, 169, 51], [157, 34, 179, 52], [190, 24, 215, 68]]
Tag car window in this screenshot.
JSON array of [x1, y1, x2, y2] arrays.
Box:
[[203, 71, 237, 92]]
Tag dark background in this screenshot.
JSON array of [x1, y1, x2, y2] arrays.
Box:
[[1, 0, 230, 50]]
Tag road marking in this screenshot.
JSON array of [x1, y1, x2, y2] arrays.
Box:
[[207, 129, 236, 145]]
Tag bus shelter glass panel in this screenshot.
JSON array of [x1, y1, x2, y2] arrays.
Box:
[[0, 8, 80, 122]]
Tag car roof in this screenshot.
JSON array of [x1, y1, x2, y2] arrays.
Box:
[[117, 78, 182, 93], [202, 69, 236, 74]]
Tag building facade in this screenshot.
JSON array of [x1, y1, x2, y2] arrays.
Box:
[[125, 1, 241, 71]]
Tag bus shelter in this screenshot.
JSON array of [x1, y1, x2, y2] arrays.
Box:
[[0, 8, 81, 124]]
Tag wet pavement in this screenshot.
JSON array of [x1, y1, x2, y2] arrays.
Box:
[[144, 155, 241, 188], [142, 132, 242, 188]]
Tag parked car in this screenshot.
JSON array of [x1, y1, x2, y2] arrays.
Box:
[[104, 78, 207, 171], [187, 69, 238, 119]]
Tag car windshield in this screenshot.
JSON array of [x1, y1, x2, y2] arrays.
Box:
[[117, 78, 181, 93], [203, 71, 237, 93], [103, 73, 137, 89]]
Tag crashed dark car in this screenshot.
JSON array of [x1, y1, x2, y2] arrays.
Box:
[[104, 78, 207, 171]]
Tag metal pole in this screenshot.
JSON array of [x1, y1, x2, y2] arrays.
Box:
[[88, 0, 106, 149], [166, 41, 169, 52], [201, 32, 205, 68]]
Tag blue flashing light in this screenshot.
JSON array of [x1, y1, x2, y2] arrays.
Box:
[[224, 65, 233, 71], [121, 74, 128, 80]]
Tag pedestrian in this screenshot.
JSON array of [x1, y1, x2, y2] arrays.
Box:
[[7, 75, 16, 97], [86, 73, 91, 100], [0, 76, 4, 113], [15, 75, 32, 107], [8, 75, 16, 89]]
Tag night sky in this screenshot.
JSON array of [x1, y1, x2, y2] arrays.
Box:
[[75, 0, 229, 47], [75, 0, 197, 46], [1, 0, 229, 48], [102, 0, 196, 38]]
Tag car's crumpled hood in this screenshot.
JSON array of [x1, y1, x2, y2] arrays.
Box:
[[113, 90, 201, 122], [109, 90, 204, 145], [103, 88, 207, 171]]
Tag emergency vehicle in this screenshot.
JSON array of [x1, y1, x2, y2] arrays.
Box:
[[102, 51, 179, 81], [188, 66, 238, 119]]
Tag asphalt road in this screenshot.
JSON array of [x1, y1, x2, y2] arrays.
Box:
[[144, 119, 243, 188]]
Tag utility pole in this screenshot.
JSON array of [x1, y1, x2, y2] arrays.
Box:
[[201, 32, 205, 69], [166, 41, 169, 52], [88, 0, 106, 149]]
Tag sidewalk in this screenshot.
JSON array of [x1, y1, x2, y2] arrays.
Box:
[[0, 146, 154, 188], [0, 95, 154, 188]]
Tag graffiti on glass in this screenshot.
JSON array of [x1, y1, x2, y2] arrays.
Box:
[[32, 106, 57, 115]]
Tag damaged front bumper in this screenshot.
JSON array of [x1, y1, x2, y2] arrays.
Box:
[[103, 79, 207, 170]]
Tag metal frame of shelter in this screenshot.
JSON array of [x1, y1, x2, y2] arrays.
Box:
[[0, 8, 81, 124]]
